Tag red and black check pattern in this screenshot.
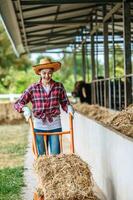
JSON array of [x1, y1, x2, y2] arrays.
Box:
[[14, 79, 70, 123]]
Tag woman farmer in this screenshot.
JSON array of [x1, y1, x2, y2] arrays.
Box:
[[14, 58, 74, 155]]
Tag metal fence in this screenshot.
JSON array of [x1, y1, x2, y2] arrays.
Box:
[[0, 94, 21, 102], [91, 74, 133, 110]]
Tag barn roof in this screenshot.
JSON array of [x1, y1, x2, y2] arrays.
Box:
[[0, 0, 133, 56]]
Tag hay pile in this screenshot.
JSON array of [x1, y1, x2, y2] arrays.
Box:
[[0, 102, 24, 124], [73, 103, 116, 124], [107, 104, 133, 137], [73, 103, 133, 138], [34, 154, 100, 200]]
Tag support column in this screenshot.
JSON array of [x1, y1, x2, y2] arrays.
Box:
[[90, 22, 96, 104], [112, 13, 116, 110], [73, 44, 77, 83], [103, 5, 109, 108], [82, 30, 86, 82], [85, 43, 90, 82], [95, 30, 100, 104], [91, 33, 95, 80], [123, 2, 132, 107]]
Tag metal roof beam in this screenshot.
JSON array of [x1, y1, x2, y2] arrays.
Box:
[[23, 5, 96, 20], [27, 31, 132, 38], [103, 3, 122, 22], [26, 26, 80, 34], [29, 45, 67, 52], [20, 0, 128, 5], [90, 3, 122, 35], [0, 0, 25, 56], [24, 18, 124, 27], [28, 36, 77, 44], [17, 0, 29, 53], [25, 13, 93, 24], [28, 40, 126, 46], [26, 29, 131, 44], [25, 19, 91, 26], [20, 5, 55, 12], [26, 32, 87, 38]]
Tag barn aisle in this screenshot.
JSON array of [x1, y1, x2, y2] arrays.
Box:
[[21, 132, 37, 200]]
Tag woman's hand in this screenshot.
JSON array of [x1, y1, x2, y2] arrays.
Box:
[[22, 106, 31, 121], [68, 105, 75, 118]]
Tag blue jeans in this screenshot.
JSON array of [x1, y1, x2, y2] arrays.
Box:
[[34, 128, 61, 155]]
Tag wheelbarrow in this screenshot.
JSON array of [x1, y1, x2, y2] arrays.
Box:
[[28, 114, 74, 200]]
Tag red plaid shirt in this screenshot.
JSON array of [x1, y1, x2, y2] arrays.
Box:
[[14, 79, 70, 123]]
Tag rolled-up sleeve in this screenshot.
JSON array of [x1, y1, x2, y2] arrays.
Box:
[[14, 86, 32, 113], [59, 83, 70, 112]]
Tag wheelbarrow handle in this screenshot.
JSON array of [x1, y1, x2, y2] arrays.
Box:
[[28, 113, 74, 157], [28, 117, 38, 157], [28, 113, 73, 132], [69, 113, 74, 153]]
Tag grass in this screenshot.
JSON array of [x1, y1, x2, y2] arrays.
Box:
[[0, 167, 25, 200], [0, 123, 29, 200], [0, 124, 28, 168]]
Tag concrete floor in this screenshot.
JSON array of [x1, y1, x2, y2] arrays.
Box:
[[21, 133, 38, 200]]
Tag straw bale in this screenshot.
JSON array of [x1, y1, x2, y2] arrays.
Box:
[[34, 154, 100, 200], [0, 102, 24, 124], [35, 187, 100, 200]]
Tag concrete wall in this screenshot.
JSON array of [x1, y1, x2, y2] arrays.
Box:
[[61, 111, 133, 200]]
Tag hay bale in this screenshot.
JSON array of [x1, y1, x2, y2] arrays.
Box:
[[0, 102, 24, 124], [34, 154, 100, 200]]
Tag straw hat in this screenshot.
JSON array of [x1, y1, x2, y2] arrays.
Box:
[[33, 58, 61, 75]]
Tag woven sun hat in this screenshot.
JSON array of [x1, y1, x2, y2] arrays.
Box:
[[33, 58, 61, 75]]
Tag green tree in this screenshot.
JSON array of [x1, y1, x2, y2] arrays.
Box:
[[0, 22, 33, 93], [109, 44, 124, 78]]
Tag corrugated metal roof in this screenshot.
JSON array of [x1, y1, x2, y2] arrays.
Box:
[[0, 0, 133, 55]]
